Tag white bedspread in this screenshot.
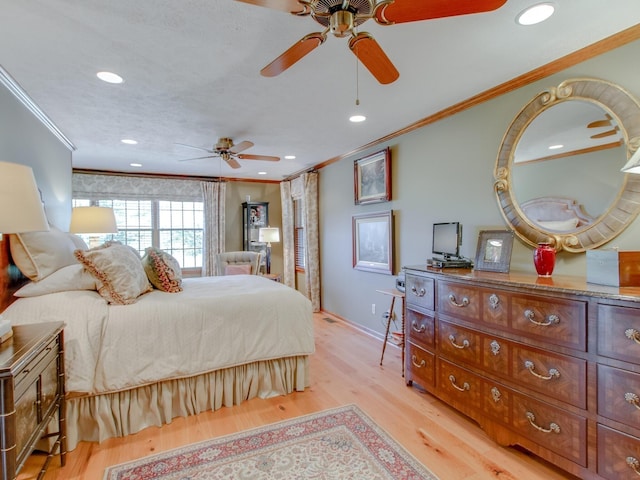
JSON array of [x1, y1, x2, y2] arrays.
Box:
[[3, 275, 315, 394]]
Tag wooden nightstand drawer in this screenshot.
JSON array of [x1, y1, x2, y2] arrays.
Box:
[[510, 294, 586, 351], [406, 308, 434, 349], [597, 424, 640, 479], [512, 392, 587, 466], [14, 381, 39, 463]]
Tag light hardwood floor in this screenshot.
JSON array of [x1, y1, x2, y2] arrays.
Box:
[[19, 312, 576, 479]]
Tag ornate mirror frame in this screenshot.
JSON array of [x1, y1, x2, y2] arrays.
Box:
[[494, 78, 640, 252]]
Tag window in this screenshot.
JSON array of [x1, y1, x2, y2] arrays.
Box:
[[294, 198, 305, 271], [72, 198, 203, 270]]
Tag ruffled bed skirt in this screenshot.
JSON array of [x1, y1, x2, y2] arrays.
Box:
[[64, 355, 310, 451]]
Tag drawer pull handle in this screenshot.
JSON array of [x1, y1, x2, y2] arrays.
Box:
[[626, 456, 640, 475], [411, 321, 426, 333], [525, 412, 560, 434], [490, 386, 502, 403], [411, 286, 426, 297], [524, 360, 560, 380], [524, 309, 560, 327], [488, 293, 500, 309], [626, 328, 640, 345], [448, 334, 470, 349], [625, 392, 640, 410], [448, 294, 469, 308], [411, 355, 425, 369], [448, 374, 470, 392]]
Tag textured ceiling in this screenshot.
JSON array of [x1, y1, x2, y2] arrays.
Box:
[[1, 1, 640, 180]]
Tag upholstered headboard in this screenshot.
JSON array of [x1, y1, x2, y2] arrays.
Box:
[[521, 196, 594, 231]]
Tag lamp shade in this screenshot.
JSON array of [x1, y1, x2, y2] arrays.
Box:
[[0, 161, 49, 234], [258, 227, 280, 243], [70, 206, 118, 234], [621, 147, 640, 174]]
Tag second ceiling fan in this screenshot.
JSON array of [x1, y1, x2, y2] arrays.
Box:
[[236, 0, 507, 84]]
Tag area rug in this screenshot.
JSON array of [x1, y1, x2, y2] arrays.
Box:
[[103, 404, 438, 479]]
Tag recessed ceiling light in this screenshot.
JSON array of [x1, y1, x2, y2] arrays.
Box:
[[517, 3, 555, 26], [549, 144, 563, 150], [349, 114, 366, 123], [121, 139, 138, 145], [284, 155, 296, 160], [97, 71, 124, 84], [130, 163, 142, 167], [258, 171, 267, 175]]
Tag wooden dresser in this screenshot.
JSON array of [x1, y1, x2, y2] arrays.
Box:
[[0, 322, 66, 480], [403, 266, 640, 480]]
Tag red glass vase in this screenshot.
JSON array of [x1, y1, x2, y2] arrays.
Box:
[[533, 243, 556, 277]]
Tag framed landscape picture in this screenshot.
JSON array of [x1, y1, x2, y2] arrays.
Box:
[[352, 210, 393, 275], [354, 148, 391, 205]]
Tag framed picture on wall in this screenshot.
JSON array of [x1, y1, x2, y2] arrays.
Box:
[[474, 230, 515, 273], [354, 148, 391, 205], [352, 210, 394, 275]]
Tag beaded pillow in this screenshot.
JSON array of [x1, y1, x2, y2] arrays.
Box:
[[141, 247, 183, 293], [75, 243, 152, 305]]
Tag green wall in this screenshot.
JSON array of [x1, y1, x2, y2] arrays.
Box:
[[319, 39, 640, 335]]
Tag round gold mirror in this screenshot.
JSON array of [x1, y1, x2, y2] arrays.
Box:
[[494, 78, 640, 252]]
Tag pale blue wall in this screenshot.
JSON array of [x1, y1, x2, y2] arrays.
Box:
[[319, 40, 640, 334]]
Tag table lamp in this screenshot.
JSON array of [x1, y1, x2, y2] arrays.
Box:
[[69, 206, 118, 248], [0, 161, 50, 342], [258, 226, 280, 274]]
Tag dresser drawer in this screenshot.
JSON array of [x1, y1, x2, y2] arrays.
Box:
[[510, 294, 586, 351], [14, 336, 59, 398], [597, 424, 640, 479], [438, 320, 481, 367], [437, 281, 480, 322], [405, 275, 434, 311], [598, 364, 640, 429], [406, 308, 435, 349], [437, 358, 482, 414], [598, 304, 640, 364], [512, 392, 587, 466], [406, 343, 435, 388], [512, 345, 586, 409]]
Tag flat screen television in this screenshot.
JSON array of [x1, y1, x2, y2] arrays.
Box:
[[432, 222, 462, 260]]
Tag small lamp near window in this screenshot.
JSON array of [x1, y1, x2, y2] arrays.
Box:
[[621, 146, 640, 174], [70, 206, 118, 248], [258, 226, 280, 274]]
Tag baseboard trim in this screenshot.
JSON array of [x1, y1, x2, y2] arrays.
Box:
[[319, 309, 400, 349]]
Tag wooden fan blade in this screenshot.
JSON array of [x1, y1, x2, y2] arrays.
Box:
[[174, 143, 214, 153], [230, 140, 254, 154], [226, 157, 242, 169], [348, 32, 399, 85], [261, 32, 326, 77], [591, 128, 619, 139], [587, 119, 612, 128], [178, 155, 216, 162], [238, 154, 280, 162], [234, 0, 308, 14], [375, 0, 507, 25]]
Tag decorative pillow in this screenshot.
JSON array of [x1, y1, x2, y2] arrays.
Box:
[[68, 233, 89, 251], [75, 244, 152, 305], [141, 247, 183, 293], [224, 264, 251, 275], [14, 264, 98, 297], [10, 226, 79, 281]]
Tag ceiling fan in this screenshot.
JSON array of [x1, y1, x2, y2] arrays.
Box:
[[176, 137, 280, 169], [235, 0, 508, 84]]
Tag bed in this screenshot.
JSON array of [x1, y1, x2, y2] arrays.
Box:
[[0, 230, 314, 451]]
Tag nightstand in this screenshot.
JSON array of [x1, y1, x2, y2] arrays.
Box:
[[0, 322, 66, 480]]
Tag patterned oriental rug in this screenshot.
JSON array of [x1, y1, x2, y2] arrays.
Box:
[[103, 404, 439, 479]]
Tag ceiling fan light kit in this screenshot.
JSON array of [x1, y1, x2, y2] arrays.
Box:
[[237, 0, 508, 84]]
